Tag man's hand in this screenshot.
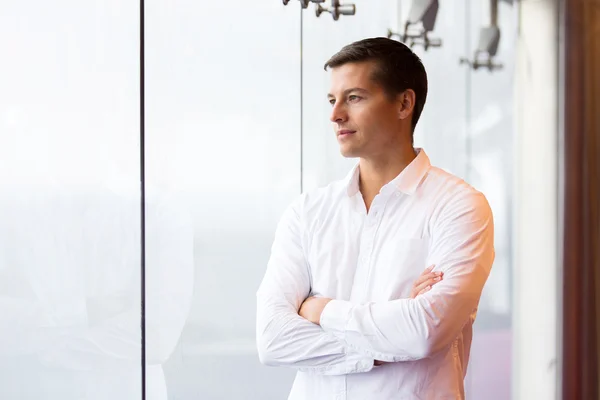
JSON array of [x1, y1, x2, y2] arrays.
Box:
[[410, 264, 442, 298], [298, 296, 332, 325]]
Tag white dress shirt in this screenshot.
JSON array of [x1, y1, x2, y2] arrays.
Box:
[[256, 149, 495, 400]]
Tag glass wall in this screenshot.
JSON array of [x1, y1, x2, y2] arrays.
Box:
[[302, 1, 515, 399], [463, 1, 516, 399], [1, 1, 516, 399], [0, 1, 141, 399], [144, 1, 301, 398]]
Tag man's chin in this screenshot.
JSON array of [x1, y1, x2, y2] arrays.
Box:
[[340, 150, 360, 158], [339, 147, 360, 158]]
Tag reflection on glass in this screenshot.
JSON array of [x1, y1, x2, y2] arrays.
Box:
[[0, 184, 142, 399], [462, 1, 516, 398], [145, 1, 301, 398], [144, 189, 194, 400], [0, 1, 142, 398]]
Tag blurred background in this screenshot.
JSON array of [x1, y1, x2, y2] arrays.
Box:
[[0, 0, 597, 399]]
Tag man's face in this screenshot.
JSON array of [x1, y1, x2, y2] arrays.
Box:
[[327, 60, 404, 159]]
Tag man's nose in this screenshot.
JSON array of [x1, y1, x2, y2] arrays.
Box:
[[330, 103, 347, 123]]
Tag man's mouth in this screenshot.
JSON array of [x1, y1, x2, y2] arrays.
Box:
[[337, 130, 356, 137]]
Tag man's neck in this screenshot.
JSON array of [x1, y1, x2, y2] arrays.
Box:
[[358, 147, 417, 211]]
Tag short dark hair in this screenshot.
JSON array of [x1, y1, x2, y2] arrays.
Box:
[[324, 37, 428, 133]]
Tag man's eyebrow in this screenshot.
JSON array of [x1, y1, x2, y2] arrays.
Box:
[[327, 87, 369, 98]]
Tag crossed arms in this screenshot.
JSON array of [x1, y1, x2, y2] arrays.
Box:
[[255, 192, 495, 375]]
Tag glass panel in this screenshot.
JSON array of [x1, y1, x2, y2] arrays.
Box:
[[463, 1, 516, 398], [302, 0, 514, 398], [302, 1, 469, 186], [144, 2, 301, 398], [0, 2, 141, 399], [410, 2, 469, 180]]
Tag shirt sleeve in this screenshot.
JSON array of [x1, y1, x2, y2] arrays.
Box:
[[256, 199, 374, 375], [320, 191, 495, 362]]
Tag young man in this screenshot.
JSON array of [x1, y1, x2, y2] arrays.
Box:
[[256, 37, 495, 399]]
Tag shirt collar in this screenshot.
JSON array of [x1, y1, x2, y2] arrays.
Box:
[[345, 148, 431, 197]]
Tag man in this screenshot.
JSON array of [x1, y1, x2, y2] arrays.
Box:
[[256, 37, 495, 399]]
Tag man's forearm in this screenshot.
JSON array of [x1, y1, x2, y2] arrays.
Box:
[[318, 259, 491, 362], [256, 293, 374, 375]]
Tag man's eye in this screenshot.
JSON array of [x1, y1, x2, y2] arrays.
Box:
[[348, 95, 361, 102], [329, 99, 336, 105]]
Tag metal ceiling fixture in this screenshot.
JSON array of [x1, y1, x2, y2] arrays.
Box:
[[460, 0, 503, 71], [282, 0, 356, 21], [387, 0, 442, 51]]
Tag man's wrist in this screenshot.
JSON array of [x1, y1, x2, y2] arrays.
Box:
[[316, 298, 333, 325]]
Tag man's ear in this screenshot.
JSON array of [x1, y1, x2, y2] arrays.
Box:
[[398, 89, 416, 121]]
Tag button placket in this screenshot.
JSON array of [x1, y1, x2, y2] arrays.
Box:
[[349, 215, 368, 302], [360, 192, 394, 297]]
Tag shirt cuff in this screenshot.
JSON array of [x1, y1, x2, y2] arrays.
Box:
[[320, 299, 353, 339], [342, 351, 374, 374]]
